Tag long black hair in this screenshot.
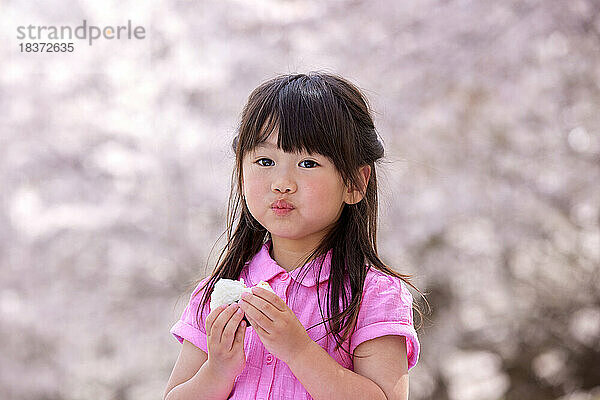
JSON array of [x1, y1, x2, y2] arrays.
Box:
[[188, 71, 428, 358]]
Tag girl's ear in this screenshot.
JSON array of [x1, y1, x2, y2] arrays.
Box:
[[344, 165, 371, 205]]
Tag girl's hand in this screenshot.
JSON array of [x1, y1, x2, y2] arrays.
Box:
[[239, 287, 313, 365], [205, 303, 247, 380]]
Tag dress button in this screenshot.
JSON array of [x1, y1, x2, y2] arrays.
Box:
[[280, 272, 289, 281], [266, 354, 274, 364]]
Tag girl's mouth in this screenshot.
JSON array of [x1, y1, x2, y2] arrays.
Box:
[[271, 207, 294, 216]]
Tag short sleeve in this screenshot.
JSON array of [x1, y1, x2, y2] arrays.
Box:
[[350, 273, 420, 371], [170, 277, 212, 353]]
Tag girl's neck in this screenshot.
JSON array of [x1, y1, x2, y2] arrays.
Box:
[[269, 244, 299, 272], [268, 236, 323, 272]]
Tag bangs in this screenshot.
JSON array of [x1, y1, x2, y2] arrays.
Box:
[[239, 74, 351, 161]]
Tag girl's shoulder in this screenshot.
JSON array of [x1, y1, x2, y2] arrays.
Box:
[[364, 266, 403, 286], [191, 276, 212, 295], [362, 267, 413, 301], [185, 276, 213, 306]]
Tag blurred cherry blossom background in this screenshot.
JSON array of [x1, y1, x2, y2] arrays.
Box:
[[1, 0, 599, 399]]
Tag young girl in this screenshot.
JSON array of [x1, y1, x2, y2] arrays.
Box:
[[164, 72, 426, 400]]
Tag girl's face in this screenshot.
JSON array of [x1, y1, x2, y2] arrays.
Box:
[[242, 132, 359, 244]]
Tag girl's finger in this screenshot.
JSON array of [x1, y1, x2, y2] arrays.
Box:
[[241, 301, 271, 333], [222, 307, 245, 349], [241, 294, 276, 322], [205, 304, 227, 335], [211, 304, 239, 341], [246, 313, 268, 336], [252, 287, 286, 312], [233, 320, 246, 350]]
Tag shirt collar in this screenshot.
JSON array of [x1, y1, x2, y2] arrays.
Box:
[[244, 239, 333, 287]]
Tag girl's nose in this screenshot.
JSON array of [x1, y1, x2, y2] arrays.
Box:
[[270, 161, 298, 194], [271, 179, 297, 194]]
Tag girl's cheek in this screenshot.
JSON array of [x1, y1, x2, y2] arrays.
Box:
[[245, 176, 266, 195], [242, 170, 261, 192], [303, 178, 331, 198]]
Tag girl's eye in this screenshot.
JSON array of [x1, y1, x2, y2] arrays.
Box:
[[256, 158, 274, 167], [299, 160, 319, 168], [254, 158, 319, 168]]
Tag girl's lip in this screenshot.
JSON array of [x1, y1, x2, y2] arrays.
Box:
[[271, 200, 295, 209], [272, 207, 294, 215]]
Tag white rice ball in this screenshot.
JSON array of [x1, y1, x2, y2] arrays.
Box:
[[210, 278, 276, 311]]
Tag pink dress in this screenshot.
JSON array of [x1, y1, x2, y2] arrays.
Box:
[[170, 239, 420, 399]]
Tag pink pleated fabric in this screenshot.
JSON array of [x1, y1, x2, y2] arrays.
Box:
[[170, 239, 420, 399]]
